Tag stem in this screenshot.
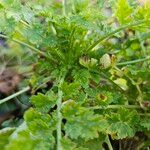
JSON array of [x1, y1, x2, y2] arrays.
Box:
[[20, 20, 31, 28], [0, 34, 43, 56], [139, 113, 150, 116], [86, 20, 146, 52], [137, 31, 150, 67], [0, 86, 30, 105], [105, 135, 113, 150], [0, 34, 56, 62], [137, 31, 147, 57], [62, 0, 66, 16], [89, 104, 141, 110], [71, 0, 75, 12], [117, 56, 150, 66], [51, 24, 57, 35], [57, 74, 66, 150], [119, 141, 122, 150]]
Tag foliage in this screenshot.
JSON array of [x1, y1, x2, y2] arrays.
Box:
[[0, 0, 150, 149]]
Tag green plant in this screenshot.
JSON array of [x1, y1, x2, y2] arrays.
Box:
[[0, 0, 150, 149]]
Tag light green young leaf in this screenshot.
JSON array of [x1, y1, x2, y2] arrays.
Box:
[[6, 109, 56, 150], [115, 0, 133, 24], [0, 127, 15, 149], [114, 78, 128, 91], [136, 2, 150, 25]]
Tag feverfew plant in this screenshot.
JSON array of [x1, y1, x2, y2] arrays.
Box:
[[0, 0, 150, 150]]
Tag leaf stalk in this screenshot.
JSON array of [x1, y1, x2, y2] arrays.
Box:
[[86, 20, 146, 52], [57, 73, 66, 150], [89, 104, 141, 110], [117, 56, 150, 66], [0, 34, 56, 62], [0, 86, 30, 105]]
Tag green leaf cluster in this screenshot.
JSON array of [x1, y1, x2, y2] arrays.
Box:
[[0, 0, 150, 149]]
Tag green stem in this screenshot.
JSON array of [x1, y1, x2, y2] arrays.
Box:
[[105, 135, 113, 150], [137, 31, 147, 57], [0, 34, 56, 62], [57, 74, 66, 150], [51, 24, 57, 35], [89, 104, 141, 110], [0, 86, 30, 105], [117, 56, 150, 66], [139, 113, 150, 116], [62, 0, 66, 16], [20, 20, 31, 28], [0, 34, 43, 55], [86, 20, 146, 52]]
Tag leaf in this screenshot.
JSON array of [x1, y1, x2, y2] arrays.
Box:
[[4, 0, 22, 21], [31, 92, 57, 113], [72, 69, 91, 89], [21, 24, 43, 45], [90, 72, 101, 84], [115, 0, 133, 24], [107, 122, 134, 139], [24, 108, 56, 130], [0, 127, 15, 149], [114, 78, 128, 91], [7, 108, 56, 150], [8, 130, 54, 150], [79, 57, 98, 68], [61, 82, 81, 99], [22, 6, 34, 23], [73, 0, 89, 13], [117, 108, 140, 126], [100, 54, 111, 69], [106, 108, 140, 139], [140, 118, 150, 130], [75, 134, 106, 150], [61, 138, 89, 150], [0, 0, 150, 148], [0, 17, 16, 35], [61, 138, 77, 150], [136, 2, 150, 24], [0, 3, 4, 9], [62, 102, 108, 140], [69, 15, 96, 30], [96, 91, 113, 106]]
